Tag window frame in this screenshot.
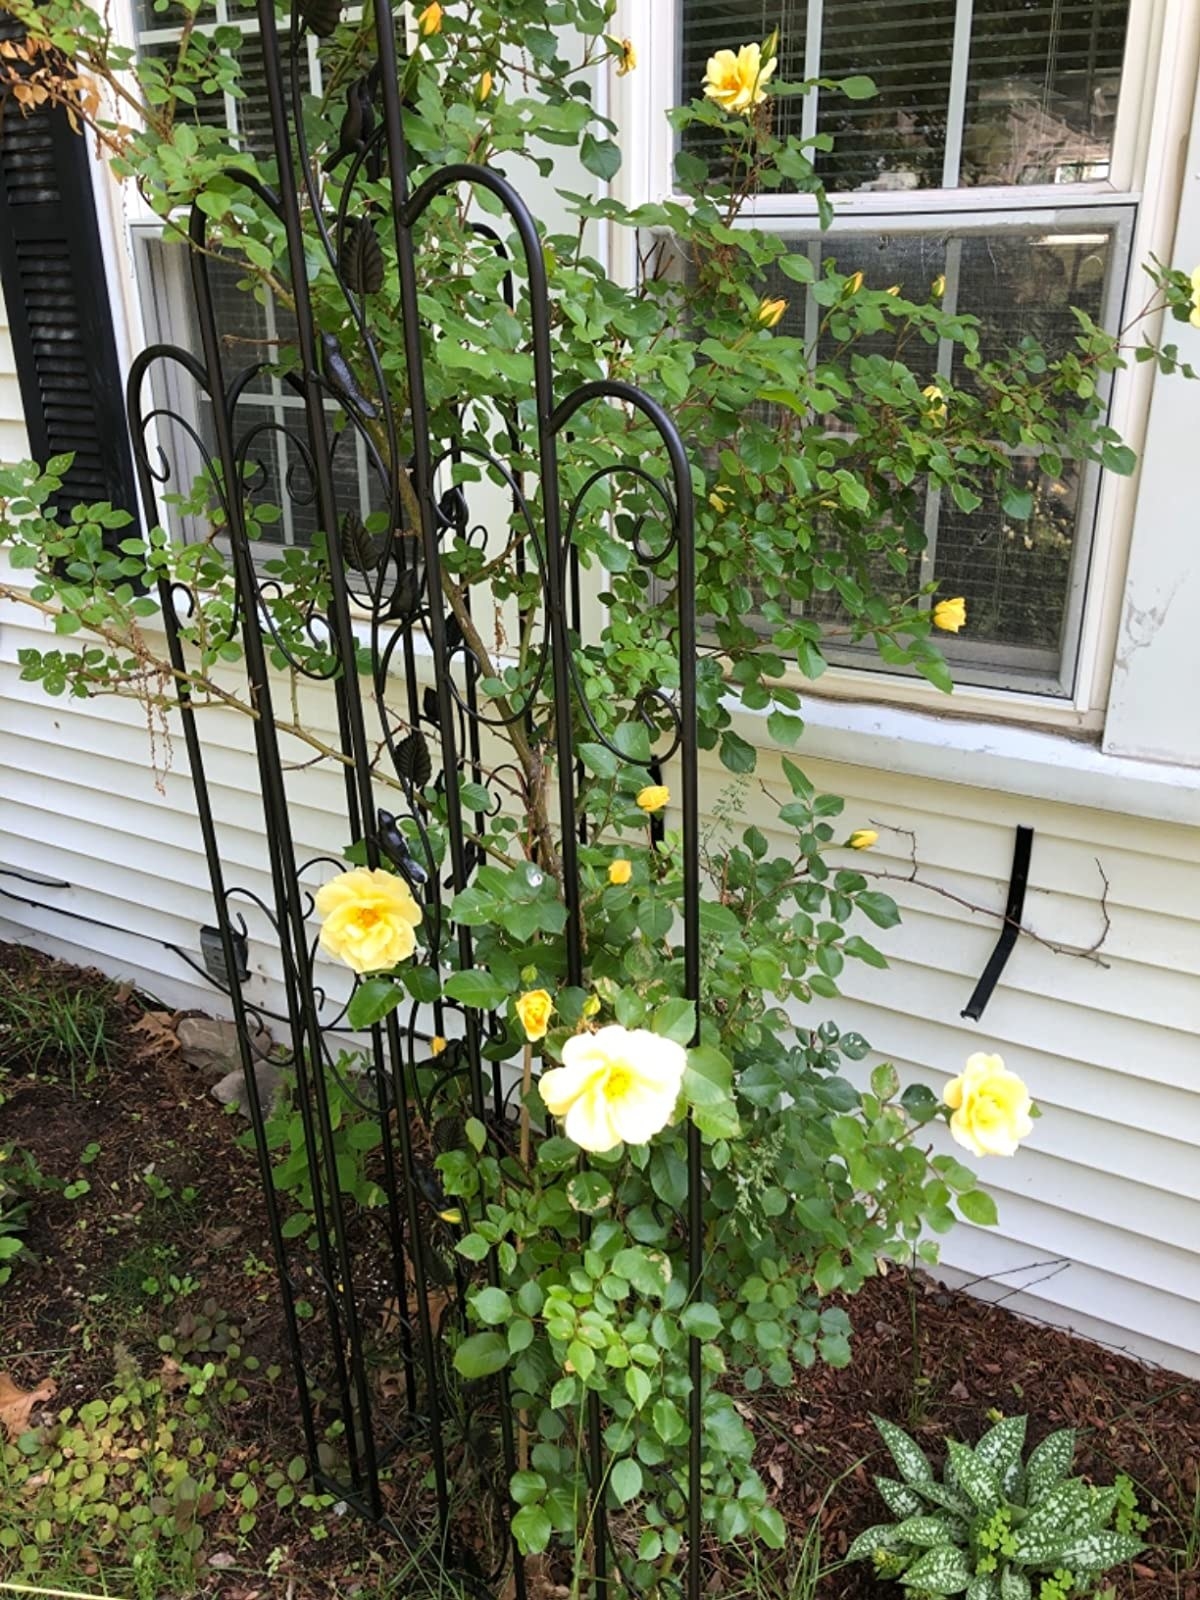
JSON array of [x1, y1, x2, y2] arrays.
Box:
[[610, 0, 1183, 726]]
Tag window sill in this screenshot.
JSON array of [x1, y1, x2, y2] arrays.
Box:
[[727, 692, 1200, 828]]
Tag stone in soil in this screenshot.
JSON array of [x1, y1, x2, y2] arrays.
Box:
[[178, 1016, 272, 1080], [210, 1058, 285, 1119]]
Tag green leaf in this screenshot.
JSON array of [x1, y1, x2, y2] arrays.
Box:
[[1056, 1529, 1144, 1570], [856, 891, 901, 929], [899, 1546, 973, 1594], [471, 1287, 513, 1324], [567, 1171, 613, 1215], [838, 74, 877, 100], [346, 977, 402, 1029], [891, 1515, 967, 1548], [651, 998, 697, 1045], [966, 1576, 1000, 1600], [1024, 1429, 1076, 1501], [958, 1189, 999, 1227], [872, 1415, 934, 1486], [875, 1476, 925, 1518], [510, 1469, 547, 1506], [946, 1439, 1002, 1514], [580, 132, 621, 181], [1012, 1479, 1095, 1563], [444, 970, 510, 1009], [680, 1301, 722, 1340], [610, 1457, 643, 1505], [512, 1503, 553, 1554], [1000, 1571, 1030, 1600], [454, 1332, 510, 1379], [767, 709, 804, 746], [684, 1043, 732, 1105], [625, 1367, 652, 1410], [848, 1524, 906, 1562], [975, 1415, 1027, 1488], [719, 729, 757, 774]]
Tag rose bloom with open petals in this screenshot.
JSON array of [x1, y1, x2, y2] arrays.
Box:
[[933, 596, 966, 633], [636, 784, 669, 813], [943, 1052, 1034, 1158], [539, 1025, 686, 1154], [515, 988, 554, 1042], [703, 42, 775, 114], [314, 867, 421, 975]]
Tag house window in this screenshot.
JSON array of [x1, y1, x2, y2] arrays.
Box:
[[657, 0, 1142, 698]]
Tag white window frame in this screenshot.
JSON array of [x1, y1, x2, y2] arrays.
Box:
[[610, 0, 1197, 730]]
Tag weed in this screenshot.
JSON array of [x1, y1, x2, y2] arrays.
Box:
[[0, 961, 114, 1090]]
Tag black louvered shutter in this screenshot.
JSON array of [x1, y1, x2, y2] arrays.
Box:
[[0, 12, 137, 519]]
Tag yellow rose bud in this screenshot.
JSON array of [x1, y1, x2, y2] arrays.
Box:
[[430, 1035, 447, 1057], [845, 270, 863, 295], [931, 274, 946, 298], [582, 994, 602, 1018], [943, 1052, 1033, 1158], [756, 295, 787, 328], [922, 382, 947, 422], [437, 1206, 462, 1225], [615, 37, 637, 76], [636, 784, 670, 813], [539, 1024, 686, 1153], [932, 596, 966, 633], [314, 866, 421, 975], [885, 284, 901, 296], [417, 1, 442, 35], [848, 829, 878, 850], [477, 69, 493, 102], [702, 41, 775, 114], [708, 486, 731, 514], [608, 858, 633, 885], [515, 988, 554, 1042]]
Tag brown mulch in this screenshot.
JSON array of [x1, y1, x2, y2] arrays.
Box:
[[2, 940, 1198, 1599]]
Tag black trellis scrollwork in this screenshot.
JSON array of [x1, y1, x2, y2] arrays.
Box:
[[125, 3, 701, 1593]]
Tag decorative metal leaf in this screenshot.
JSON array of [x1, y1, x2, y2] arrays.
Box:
[[339, 217, 384, 295], [298, 0, 340, 36], [396, 729, 432, 791], [422, 686, 441, 725], [339, 511, 384, 573], [388, 564, 422, 620]]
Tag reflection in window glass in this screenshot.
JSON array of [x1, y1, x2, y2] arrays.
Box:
[[678, 0, 1131, 193]]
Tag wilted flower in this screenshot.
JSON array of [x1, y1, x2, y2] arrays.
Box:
[[703, 42, 775, 113], [922, 382, 947, 422], [943, 1053, 1033, 1158], [636, 784, 670, 813], [515, 989, 554, 1042], [315, 867, 421, 974], [756, 295, 787, 328], [932, 596, 967, 633], [708, 486, 732, 513], [430, 1035, 447, 1057], [848, 829, 878, 850], [615, 37, 637, 76], [539, 1025, 686, 1153], [608, 858, 633, 886]]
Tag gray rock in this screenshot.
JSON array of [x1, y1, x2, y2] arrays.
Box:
[[178, 1016, 271, 1080], [210, 1058, 286, 1120]]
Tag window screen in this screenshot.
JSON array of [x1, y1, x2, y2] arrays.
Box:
[[679, 0, 1131, 192]]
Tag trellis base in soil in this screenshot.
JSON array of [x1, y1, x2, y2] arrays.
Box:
[[1, 942, 1197, 1600]]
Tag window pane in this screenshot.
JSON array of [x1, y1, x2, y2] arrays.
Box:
[[678, 0, 1131, 193], [750, 217, 1123, 689], [961, 0, 1129, 187]]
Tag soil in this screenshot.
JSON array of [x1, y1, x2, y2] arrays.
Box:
[[1, 940, 1198, 1600]]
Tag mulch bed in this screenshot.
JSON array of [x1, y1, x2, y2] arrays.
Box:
[[2, 939, 1198, 1599]]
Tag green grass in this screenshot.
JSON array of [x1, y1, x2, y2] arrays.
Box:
[[0, 962, 114, 1092]]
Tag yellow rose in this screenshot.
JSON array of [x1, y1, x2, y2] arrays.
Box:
[[932, 596, 966, 633], [636, 784, 670, 813], [539, 1025, 686, 1153], [922, 382, 947, 422], [615, 37, 637, 76], [477, 69, 493, 102], [417, 1, 442, 35], [756, 296, 787, 328], [608, 858, 633, 886], [515, 988, 554, 1042], [315, 867, 421, 975], [943, 1053, 1033, 1158], [845, 271, 863, 295], [703, 42, 775, 114], [848, 829, 878, 850], [430, 1035, 447, 1057], [931, 274, 946, 299], [1189, 266, 1200, 329], [885, 284, 901, 296]]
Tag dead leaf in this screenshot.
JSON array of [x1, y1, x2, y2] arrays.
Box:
[[0, 1372, 57, 1440], [127, 1010, 180, 1063]]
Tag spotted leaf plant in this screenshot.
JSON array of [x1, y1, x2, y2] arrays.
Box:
[[849, 1414, 1146, 1600]]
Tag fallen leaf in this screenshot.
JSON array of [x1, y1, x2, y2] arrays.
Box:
[[0, 1372, 57, 1440], [127, 1010, 180, 1063]]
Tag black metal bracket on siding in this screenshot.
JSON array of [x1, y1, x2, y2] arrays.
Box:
[[961, 824, 1035, 1022]]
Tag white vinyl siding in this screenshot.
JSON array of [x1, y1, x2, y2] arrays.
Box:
[[2, 598, 1199, 1373], [0, 289, 29, 462]]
